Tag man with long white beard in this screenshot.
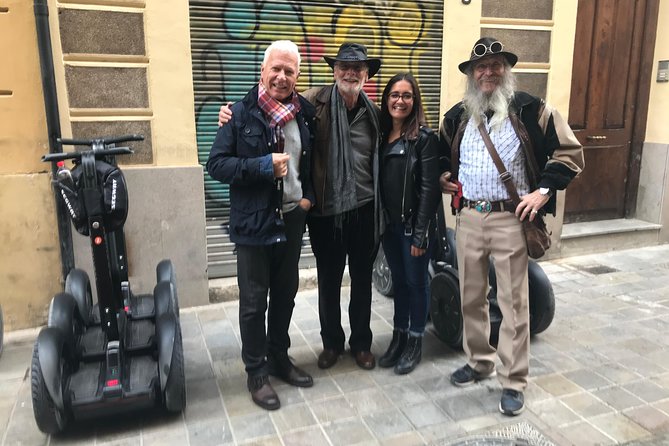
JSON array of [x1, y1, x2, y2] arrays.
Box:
[[439, 37, 584, 416]]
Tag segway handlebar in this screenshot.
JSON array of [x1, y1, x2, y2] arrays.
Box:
[[42, 147, 134, 163], [57, 134, 144, 147]]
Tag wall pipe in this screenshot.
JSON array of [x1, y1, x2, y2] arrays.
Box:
[[34, 0, 75, 280]]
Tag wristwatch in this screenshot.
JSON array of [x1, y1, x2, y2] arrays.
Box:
[[539, 187, 553, 198]]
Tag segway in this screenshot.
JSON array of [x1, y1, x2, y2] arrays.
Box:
[[31, 135, 185, 434]]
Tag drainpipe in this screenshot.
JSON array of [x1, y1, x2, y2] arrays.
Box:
[[34, 0, 74, 280]]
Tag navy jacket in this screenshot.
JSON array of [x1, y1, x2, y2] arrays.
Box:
[[207, 85, 316, 245]]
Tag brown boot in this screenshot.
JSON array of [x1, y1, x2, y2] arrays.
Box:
[[247, 374, 280, 410]]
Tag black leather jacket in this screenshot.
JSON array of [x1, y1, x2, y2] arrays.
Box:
[[381, 127, 441, 249]]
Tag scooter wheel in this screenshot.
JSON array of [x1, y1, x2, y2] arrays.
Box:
[[372, 247, 394, 297], [65, 269, 93, 325], [156, 260, 179, 317], [528, 260, 555, 334], [429, 267, 463, 350], [31, 342, 69, 434], [164, 325, 186, 412]]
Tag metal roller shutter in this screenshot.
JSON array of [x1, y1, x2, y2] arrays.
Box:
[[189, 0, 444, 278]]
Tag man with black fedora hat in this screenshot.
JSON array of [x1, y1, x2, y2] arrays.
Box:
[[301, 42, 383, 372], [218, 42, 383, 371], [439, 37, 584, 415]]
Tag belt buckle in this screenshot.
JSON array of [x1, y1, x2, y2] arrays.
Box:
[[474, 200, 492, 213]]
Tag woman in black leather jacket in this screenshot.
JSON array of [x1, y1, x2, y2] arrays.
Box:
[[378, 73, 441, 374]]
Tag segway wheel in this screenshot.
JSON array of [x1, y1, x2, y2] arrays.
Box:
[[429, 267, 463, 350], [528, 260, 556, 335], [31, 343, 69, 434], [65, 269, 93, 325], [156, 260, 179, 317], [372, 247, 394, 297], [164, 325, 186, 412]]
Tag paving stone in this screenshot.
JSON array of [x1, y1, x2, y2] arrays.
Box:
[[533, 373, 583, 396], [435, 392, 488, 421], [270, 402, 317, 433], [563, 368, 614, 390], [309, 395, 356, 424], [363, 407, 414, 439], [323, 418, 375, 445], [623, 380, 669, 403], [418, 420, 467, 444], [593, 363, 642, 385], [381, 381, 430, 407], [280, 426, 328, 446], [345, 386, 393, 416], [228, 412, 276, 443], [184, 378, 226, 423], [381, 430, 427, 446], [401, 401, 451, 428], [300, 375, 342, 402], [332, 369, 377, 393], [187, 418, 234, 445], [560, 392, 613, 417], [528, 397, 580, 427], [589, 412, 650, 443], [593, 386, 646, 411], [556, 421, 616, 446], [624, 406, 669, 434]]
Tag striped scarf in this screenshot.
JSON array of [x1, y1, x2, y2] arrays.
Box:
[[258, 82, 301, 147]]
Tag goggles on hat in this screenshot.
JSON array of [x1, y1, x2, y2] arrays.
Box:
[[472, 40, 504, 57]]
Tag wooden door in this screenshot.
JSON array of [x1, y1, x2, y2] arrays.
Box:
[[565, 0, 657, 222]]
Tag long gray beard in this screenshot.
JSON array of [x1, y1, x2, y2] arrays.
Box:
[[462, 71, 517, 130]]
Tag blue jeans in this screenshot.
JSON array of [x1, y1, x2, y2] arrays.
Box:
[[382, 222, 433, 336]]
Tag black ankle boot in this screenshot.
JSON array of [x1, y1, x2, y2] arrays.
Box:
[[395, 335, 422, 375], [379, 330, 408, 368]]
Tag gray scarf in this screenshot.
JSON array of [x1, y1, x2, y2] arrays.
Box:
[[326, 85, 381, 215]]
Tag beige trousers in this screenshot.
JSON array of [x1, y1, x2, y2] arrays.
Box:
[[456, 207, 530, 391]]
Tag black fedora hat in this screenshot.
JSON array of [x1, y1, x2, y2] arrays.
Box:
[[324, 43, 381, 78], [458, 37, 518, 74]]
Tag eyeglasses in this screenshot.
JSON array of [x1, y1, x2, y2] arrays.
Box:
[[388, 92, 414, 102], [335, 62, 368, 72], [472, 40, 504, 57]]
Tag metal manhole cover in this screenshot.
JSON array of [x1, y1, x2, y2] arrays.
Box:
[[438, 421, 556, 446]]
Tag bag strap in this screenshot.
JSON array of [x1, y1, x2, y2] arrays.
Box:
[[476, 122, 522, 207]]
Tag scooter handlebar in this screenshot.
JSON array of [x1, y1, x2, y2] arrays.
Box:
[[57, 134, 144, 147], [42, 147, 134, 163]]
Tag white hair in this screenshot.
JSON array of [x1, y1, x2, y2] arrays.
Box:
[[263, 40, 301, 68], [462, 61, 517, 130]]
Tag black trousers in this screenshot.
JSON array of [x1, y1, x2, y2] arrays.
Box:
[[308, 201, 378, 353], [236, 207, 307, 377]]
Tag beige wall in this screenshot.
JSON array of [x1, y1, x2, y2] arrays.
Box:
[[645, 0, 669, 143], [0, 0, 62, 330]]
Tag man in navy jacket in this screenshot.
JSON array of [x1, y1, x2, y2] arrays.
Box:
[[207, 40, 316, 411]]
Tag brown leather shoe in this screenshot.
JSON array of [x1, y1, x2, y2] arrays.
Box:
[[247, 375, 280, 410], [317, 349, 341, 369], [353, 350, 376, 370]]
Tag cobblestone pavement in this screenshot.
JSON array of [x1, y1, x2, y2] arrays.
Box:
[[3, 245, 669, 445]]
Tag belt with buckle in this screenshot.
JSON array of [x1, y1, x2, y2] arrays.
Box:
[[462, 198, 515, 213]]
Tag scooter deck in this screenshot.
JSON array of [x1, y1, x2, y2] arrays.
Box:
[[68, 294, 161, 418], [67, 355, 158, 419], [81, 295, 156, 358]]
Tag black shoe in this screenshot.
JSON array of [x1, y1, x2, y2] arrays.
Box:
[[394, 335, 422, 375], [247, 375, 280, 410], [379, 330, 408, 368], [268, 356, 313, 388], [317, 349, 341, 369], [499, 388, 525, 416], [450, 364, 495, 387]]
